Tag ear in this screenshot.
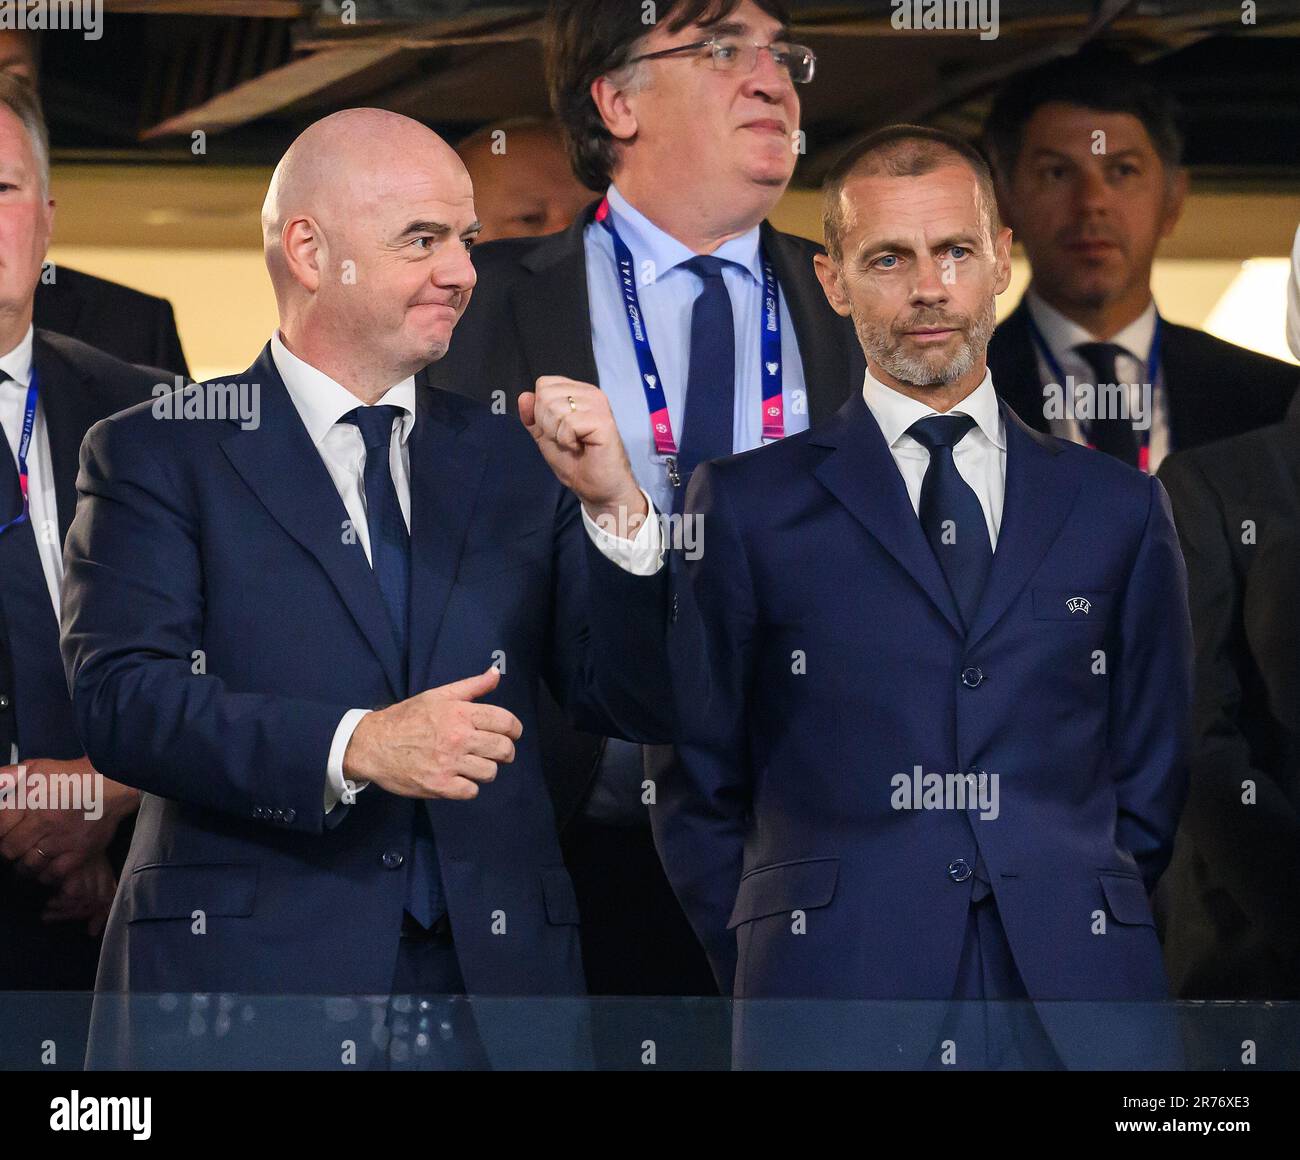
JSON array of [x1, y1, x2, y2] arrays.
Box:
[[813, 252, 851, 318], [1159, 167, 1188, 240], [992, 225, 1013, 296], [281, 214, 323, 294], [590, 72, 640, 145]]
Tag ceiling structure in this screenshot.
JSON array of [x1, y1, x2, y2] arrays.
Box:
[[38, 0, 1300, 189]]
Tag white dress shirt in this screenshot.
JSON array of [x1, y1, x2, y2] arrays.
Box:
[[268, 333, 662, 812], [0, 326, 61, 612], [1025, 289, 1169, 473], [1, 326, 59, 765], [861, 364, 1006, 551]]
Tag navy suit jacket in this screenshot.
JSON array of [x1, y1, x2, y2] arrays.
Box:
[[60, 345, 671, 1001], [653, 390, 1192, 1004], [0, 330, 166, 991]]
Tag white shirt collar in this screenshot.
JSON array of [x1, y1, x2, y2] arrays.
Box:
[[0, 325, 35, 388], [603, 183, 764, 284], [1025, 287, 1158, 367], [861, 363, 1005, 451], [270, 330, 416, 446]]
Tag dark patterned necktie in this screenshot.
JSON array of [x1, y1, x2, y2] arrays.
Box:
[[675, 255, 735, 513], [1074, 342, 1139, 466], [906, 413, 993, 631]]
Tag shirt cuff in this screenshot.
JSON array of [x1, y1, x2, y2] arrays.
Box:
[[580, 488, 664, 576], [325, 708, 372, 814]]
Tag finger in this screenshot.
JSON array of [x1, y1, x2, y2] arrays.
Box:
[[440, 775, 481, 802], [518, 391, 538, 433], [47, 851, 83, 882], [467, 703, 523, 740], [428, 666, 500, 702], [465, 729, 516, 764], [1, 813, 47, 863], [454, 754, 498, 784]]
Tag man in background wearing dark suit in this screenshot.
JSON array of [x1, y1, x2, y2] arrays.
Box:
[[456, 117, 592, 244], [430, 0, 863, 1008], [1154, 284, 1300, 1003], [982, 49, 1295, 467], [0, 28, 189, 376], [0, 76, 159, 1032]]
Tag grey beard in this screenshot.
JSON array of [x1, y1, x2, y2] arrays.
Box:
[[855, 297, 997, 389]]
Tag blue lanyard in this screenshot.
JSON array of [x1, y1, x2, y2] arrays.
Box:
[[0, 369, 38, 536], [1024, 310, 1163, 459], [595, 197, 784, 487]]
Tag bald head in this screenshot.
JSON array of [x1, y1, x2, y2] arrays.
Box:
[[262, 109, 466, 286], [262, 108, 481, 397]]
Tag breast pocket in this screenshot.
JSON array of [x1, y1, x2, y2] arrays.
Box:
[[1032, 588, 1115, 622], [456, 525, 551, 584], [125, 862, 258, 923]]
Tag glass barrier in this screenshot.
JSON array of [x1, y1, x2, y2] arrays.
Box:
[[1, 993, 1297, 1071]]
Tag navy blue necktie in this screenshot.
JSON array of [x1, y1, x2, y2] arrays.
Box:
[[675, 255, 735, 513], [343, 405, 410, 653], [907, 414, 993, 631], [344, 404, 442, 929], [1074, 342, 1139, 467]]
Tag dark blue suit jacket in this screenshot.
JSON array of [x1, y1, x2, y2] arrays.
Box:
[[654, 391, 1192, 1005], [60, 345, 671, 1001]]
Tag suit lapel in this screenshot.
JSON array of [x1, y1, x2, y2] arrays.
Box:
[[762, 222, 847, 425], [811, 393, 964, 635], [965, 403, 1080, 649], [989, 298, 1051, 433], [1158, 322, 1203, 452], [220, 346, 406, 697], [32, 331, 105, 546], [514, 201, 600, 385], [405, 377, 487, 692]]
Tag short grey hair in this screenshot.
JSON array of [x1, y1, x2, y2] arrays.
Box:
[[0, 71, 50, 200]]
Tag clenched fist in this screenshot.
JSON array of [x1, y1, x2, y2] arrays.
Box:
[[519, 376, 648, 531], [342, 666, 522, 801]]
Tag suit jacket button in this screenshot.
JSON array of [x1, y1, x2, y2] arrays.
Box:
[[960, 666, 984, 688], [283, 808, 296, 824], [253, 806, 264, 819], [272, 808, 284, 821], [382, 851, 405, 870], [0, 693, 10, 710], [947, 859, 973, 883], [671, 593, 679, 623]]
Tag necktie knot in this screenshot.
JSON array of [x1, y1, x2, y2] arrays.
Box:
[[907, 413, 977, 452], [682, 254, 730, 282], [343, 404, 403, 451], [1073, 342, 1127, 384]]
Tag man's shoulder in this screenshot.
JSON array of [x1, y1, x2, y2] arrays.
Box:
[[40, 265, 174, 315], [700, 423, 824, 498], [36, 328, 173, 392], [1157, 420, 1284, 498], [1165, 321, 1299, 386], [763, 222, 826, 258]]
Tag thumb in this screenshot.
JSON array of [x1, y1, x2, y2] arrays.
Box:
[[428, 665, 501, 702], [518, 392, 538, 433]]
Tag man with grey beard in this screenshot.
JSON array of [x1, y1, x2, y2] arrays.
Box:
[[652, 125, 1193, 1070]]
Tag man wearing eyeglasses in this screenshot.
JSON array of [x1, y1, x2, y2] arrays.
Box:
[[430, 0, 862, 1008]]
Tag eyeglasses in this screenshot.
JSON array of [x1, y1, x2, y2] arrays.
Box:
[[629, 36, 816, 84]]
